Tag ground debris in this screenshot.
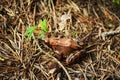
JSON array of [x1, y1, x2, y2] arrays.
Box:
[[0, 0, 120, 80]]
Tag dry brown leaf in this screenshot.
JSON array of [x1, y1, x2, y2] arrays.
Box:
[[58, 14, 71, 30]]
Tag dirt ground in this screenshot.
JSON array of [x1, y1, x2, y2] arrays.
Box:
[[0, 0, 120, 80]]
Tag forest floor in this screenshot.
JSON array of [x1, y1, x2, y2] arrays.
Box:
[[0, 0, 120, 80]]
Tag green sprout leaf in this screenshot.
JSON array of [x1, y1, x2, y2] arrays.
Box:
[[37, 19, 48, 39], [25, 25, 35, 41], [25, 19, 48, 41], [39, 19, 48, 32], [38, 31, 45, 39]]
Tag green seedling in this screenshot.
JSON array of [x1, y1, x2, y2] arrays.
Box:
[[25, 19, 48, 41], [39, 19, 48, 32], [38, 31, 45, 39], [38, 19, 48, 39], [25, 25, 35, 41]]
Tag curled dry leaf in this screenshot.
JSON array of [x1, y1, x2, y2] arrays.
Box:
[[58, 14, 71, 30]]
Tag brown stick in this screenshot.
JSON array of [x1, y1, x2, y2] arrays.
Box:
[[100, 30, 120, 37]]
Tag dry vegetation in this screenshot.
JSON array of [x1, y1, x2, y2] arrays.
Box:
[[0, 0, 120, 80]]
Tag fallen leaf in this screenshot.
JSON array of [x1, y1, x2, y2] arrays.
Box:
[[58, 14, 71, 30]]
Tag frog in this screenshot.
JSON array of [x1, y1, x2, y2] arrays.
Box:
[[47, 36, 85, 65]]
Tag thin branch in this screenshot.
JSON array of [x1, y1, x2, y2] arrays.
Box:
[[100, 30, 120, 40], [100, 30, 120, 36]]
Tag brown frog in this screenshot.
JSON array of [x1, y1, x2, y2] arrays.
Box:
[[47, 37, 84, 65]]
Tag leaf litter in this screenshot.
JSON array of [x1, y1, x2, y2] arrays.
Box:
[[0, 0, 120, 80]]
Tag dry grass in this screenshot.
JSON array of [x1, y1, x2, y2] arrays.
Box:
[[0, 0, 120, 80]]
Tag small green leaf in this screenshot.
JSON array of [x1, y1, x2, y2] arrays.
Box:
[[39, 19, 48, 32], [25, 25, 35, 41], [38, 31, 45, 39]]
